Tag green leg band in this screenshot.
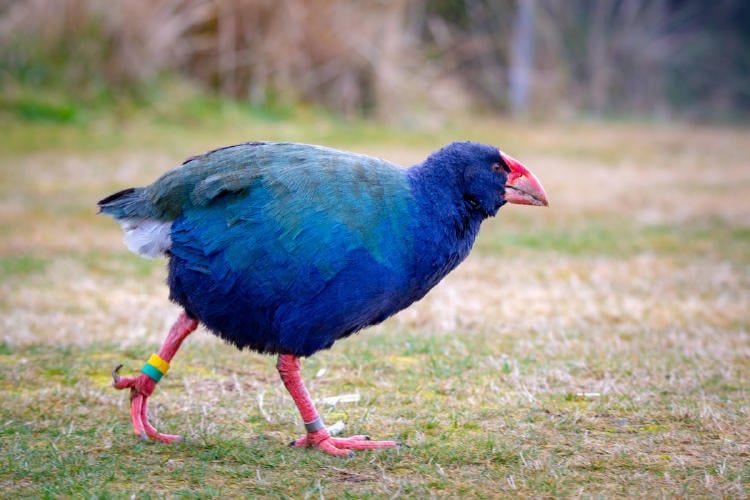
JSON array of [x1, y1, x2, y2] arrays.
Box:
[[141, 363, 164, 383]]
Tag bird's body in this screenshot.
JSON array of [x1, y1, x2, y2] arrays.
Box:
[[100, 140, 548, 455]]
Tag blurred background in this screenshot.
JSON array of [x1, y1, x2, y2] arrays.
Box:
[[2, 0, 749, 125], [1, 2, 749, 496]]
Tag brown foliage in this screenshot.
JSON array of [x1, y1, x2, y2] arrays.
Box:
[[1, 0, 419, 115], [2, 0, 747, 119]]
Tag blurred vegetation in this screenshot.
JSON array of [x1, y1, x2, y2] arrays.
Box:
[[1, 0, 748, 126]]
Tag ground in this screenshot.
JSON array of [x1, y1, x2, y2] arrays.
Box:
[[0, 118, 748, 497]]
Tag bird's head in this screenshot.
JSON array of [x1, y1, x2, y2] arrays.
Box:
[[430, 142, 548, 217]]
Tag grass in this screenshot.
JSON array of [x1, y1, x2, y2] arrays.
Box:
[[0, 109, 748, 497]]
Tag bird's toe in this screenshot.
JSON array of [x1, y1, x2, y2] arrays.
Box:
[[111, 363, 124, 386]]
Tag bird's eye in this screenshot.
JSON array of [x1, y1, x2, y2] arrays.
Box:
[[492, 162, 510, 174]]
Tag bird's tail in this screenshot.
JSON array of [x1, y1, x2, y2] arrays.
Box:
[[98, 188, 172, 258], [97, 187, 149, 219]]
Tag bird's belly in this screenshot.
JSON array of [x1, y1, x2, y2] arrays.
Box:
[[167, 249, 416, 357]]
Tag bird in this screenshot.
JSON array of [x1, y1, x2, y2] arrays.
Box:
[[99, 140, 548, 456]]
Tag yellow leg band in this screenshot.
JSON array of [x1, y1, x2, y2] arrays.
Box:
[[146, 353, 170, 375]]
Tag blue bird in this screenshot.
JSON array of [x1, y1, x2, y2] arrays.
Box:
[[99, 141, 548, 456]]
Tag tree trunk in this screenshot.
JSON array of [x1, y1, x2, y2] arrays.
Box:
[[510, 0, 536, 115]]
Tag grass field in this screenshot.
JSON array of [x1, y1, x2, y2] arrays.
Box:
[[1, 116, 748, 497]]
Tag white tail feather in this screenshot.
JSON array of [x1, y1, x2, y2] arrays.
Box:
[[121, 219, 173, 258]]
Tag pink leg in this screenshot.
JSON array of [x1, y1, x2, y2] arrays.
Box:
[[112, 311, 198, 443], [277, 354, 400, 457]]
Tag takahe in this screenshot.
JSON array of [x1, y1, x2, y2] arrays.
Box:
[[99, 141, 548, 456]]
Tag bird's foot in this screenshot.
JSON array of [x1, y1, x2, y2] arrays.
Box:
[[112, 364, 182, 444], [289, 429, 400, 457]]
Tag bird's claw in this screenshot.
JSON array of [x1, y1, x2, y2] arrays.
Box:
[[111, 363, 182, 444], [111, 363, 123, 386], [289, 429, 400, 457]]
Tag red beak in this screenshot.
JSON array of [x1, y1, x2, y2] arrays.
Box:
[[502, 152, 549, 207]]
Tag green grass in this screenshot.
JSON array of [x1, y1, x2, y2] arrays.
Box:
[[0, 255, 49, 278], [0, 81, 441, 157], [1, 111, 748, 497], [478, 218, 747, 257], [1, 328, 747, 497]]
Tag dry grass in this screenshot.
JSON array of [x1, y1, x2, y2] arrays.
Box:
[[0, 120, 748, 497]]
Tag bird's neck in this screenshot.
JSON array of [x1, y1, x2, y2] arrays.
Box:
[[405, 161, 485, 269], [406, 161, 486, 236]]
